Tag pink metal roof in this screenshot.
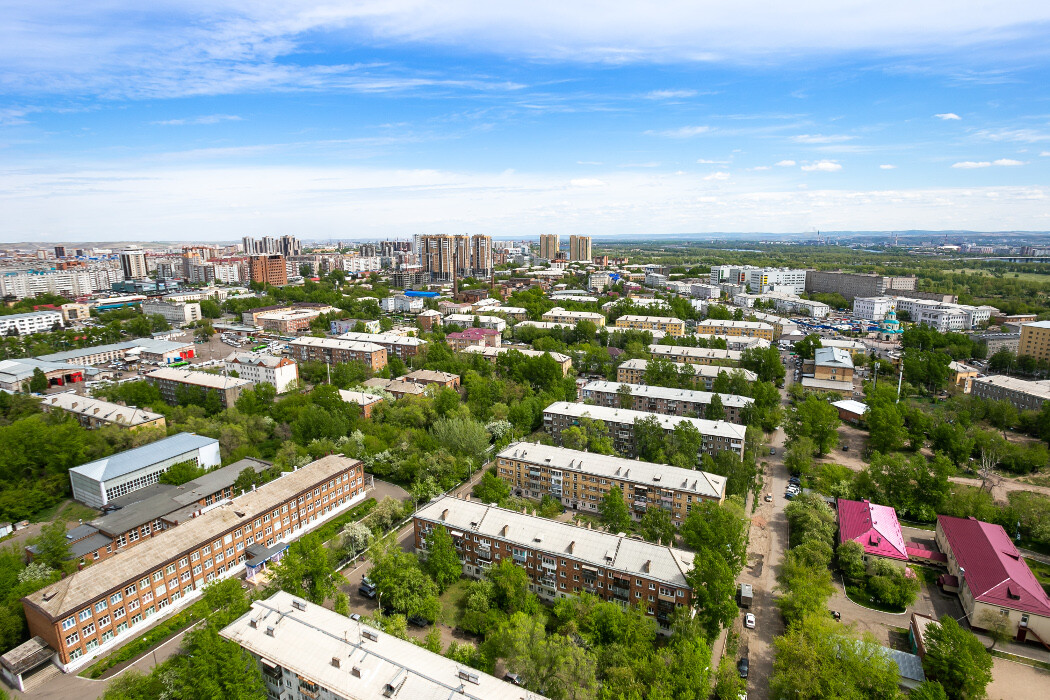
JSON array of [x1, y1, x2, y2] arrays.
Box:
[[837, 498, 908, 561], [447, 328, 499, 339], [938, 515, 1050, 617]]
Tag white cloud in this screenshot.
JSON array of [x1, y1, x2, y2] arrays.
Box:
[[153, 114, 243, 126], [649, 126, 711, 138], [703, 171, 731, 181], [3, 161, 1048, 240], [570, 178, 605, 187], [974, 128, 1050, 143], [751, 166, 771, 171], [879, 164, 897, 169], [934, 113, 962, 120], [792, 134, 855, 144], [775, 160, 796, 167], [696, 158, 729, 164], [952, 159, 1025, 168], [1041, 151, 1050, 157], [645, 89, 697, 99], [801, 160, 842, 172]]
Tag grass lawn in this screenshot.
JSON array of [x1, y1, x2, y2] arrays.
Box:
[[1027, 558, 1050, 597], [843, 579, 909, 614], [30, 498, 99, 525], [438, 579, 472, 628]]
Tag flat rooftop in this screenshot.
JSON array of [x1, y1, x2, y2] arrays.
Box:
[[543, 401, 746, 440], [221, 591, 547, 700], [580, 381, 753, 409]]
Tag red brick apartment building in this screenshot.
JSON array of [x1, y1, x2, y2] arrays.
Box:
[[288, 337, 388, 372], [22, 455, 367, 670], [414, 496, 695, 633], [578, 380, 753, 424]]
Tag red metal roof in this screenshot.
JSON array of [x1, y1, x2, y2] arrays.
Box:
[[906, 545, 948, 563], [447, 328, 499, 339], [938, 515, 1050, 617], [837, 498, 908, 561]]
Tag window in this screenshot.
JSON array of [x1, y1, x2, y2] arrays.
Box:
[[95, 600, 107, 613], [62, 617, 76, 631], [65, 632, 79, 646], [78, 609, 91, 622], [191, 552, 200, 562], [202, 545, 211, 555], [114, 607, 125, 620], [193, 565, 202, 575], [166, 564, 176, 575], [82, 623, 95, 636], [128, 599, 140, 612], [98, 615, 111, 627], [178, 557, 188, 568], [142, 592, 154, 603], [110, 592, 122, 605], [224, 534, 233, 545], [152, 571, 163, 582], [126, 584, 137, 596]]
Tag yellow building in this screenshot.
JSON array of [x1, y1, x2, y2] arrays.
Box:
[[1018, 321, 1050, 362], [693, 319, 774, 340], [614, 314, 686, 337]]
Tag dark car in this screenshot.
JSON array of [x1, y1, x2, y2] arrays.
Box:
[[788, 476, 801, 486], [358, 582, 377, 599], [504, 673, 523, 686], [842, 445, 850, 452], [737, 656, 749, 679], [408, 615, 430, 628]]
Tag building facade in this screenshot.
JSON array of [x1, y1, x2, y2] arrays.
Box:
[[693, 319, 774, 340], [224, 353, 300, 393], [40, 394, 166, 431], [0, 310, 63, 335], [538, 234, 560, 260], [68, 433, 221, 508], [1019, 321, 1050, 362], [614, 315, 685, 337], [415, 496, 695, 633], [579, 381, 751, 423], [334, 331, 425, 360], [25, 455, 367, 670], [288, 337, 388, 371], [616, 359, 755, 389], [495, 442, 725, 522], [248, 254, 288, 287], [568, 235, 592, 262], [541, 307, 606, 327], [145, 368, 254, 408], [806, 271, 917, 301], [542, 401, 746, 459], [647, 345, 742, 366], [971, 375, 1050, 411], [119, 250, 148, 280], [140, 300, 202, 327]]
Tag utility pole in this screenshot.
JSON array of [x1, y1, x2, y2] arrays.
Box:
[[896, 368, 904, 402]]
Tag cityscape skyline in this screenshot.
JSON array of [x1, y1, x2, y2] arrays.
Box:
[[2, 3, 1050, 241]]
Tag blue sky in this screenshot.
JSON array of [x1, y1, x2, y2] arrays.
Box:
[[2, 1, 1050, 242]]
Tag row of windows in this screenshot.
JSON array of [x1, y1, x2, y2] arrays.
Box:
[[59, 471, 359, 654]]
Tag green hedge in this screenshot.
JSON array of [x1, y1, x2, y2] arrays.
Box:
[[314, 498, 377, 543], [80, 601, 209, 679]]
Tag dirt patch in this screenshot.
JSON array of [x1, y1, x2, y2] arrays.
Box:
[[987, 656, 1050, 700]]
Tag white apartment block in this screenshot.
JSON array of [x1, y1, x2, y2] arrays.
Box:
[[224, 353, 300, 393], [852, 296, 997, 330], [644, 272, 668, 288], [588, 272, 613, 292], [0, 269, 109, 300], [222, 591, 546, 700], [709, 265, 807, 295], [0, 310, 64, 335], [140, 300, 202, 327], [344, 256, 382, 274], [541, 307, 606, 327], [690, 283, 722, 299], [733, 292, 830, 319], [443, 314, 507, 332], [379, 295, 425, 314]]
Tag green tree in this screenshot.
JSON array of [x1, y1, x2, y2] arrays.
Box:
[[431, 416, 491, 462], [268, 534, 335, 604], [706, 393, 725, 421], [488, 612, 598, 700], [784, 436, 816, 476], [473, 469, 511, 505], [712, 657, 746, 700], [685, 549, 738, 640], [158, 459, 207, 485], [488, 559, 539, 615], [617, 382, 634, 409], [638, 506, 675, 545], [741, 345, 786, 384], [680, 499, 747, 574], [163, 626, 267, 700], [28, 368, 48, 393], [633, 415, 665, 461], [598, 486, 633, 533], [771, 614, 902, 700], [910, 682, 950, 700], [34, 521, 71, 568], [866, 401, 907, 453], [422, 525, 462, 592], [786, 394, 840, 455], [922, 615, 993, 700], [794, 334, 823, 360]]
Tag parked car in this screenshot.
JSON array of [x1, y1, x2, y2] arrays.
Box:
[[744, 613, 756, 629], [737, 656, 749, 679], [503, 673, 523, 686], [842, 445, 849, 452], [788, 476, 801, 486], [358, 580, 377, 599], [408, 615, 430, 628], [784, 491, 797, 500], [769, 447, 776, 455]]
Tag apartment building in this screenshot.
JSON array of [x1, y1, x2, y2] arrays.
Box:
[[60, 303, 91, 322], [972, 375, 1050, 412], [361, 377, 426, 399], [568, 235, 592, 262], [0, 310, 63, 335], [24, 455, 367, 670], [40, 394, 166, 431], [693, 319, 774, 340], [542, 401, 746, 459], [415, 496, 695, 633], [733, 292, 830, 320], [337, 390, 385, 418], [579, 381, 752, 423], [222, 592, 546, 700], [443, 314, 508, 332], [461, 345, 573, 376], [248, 254, 288, 287], [334, 331, 426, 360], [379, 294, 425, 314], [68, 433, 221, 509], [1019, 321, 1050, 362], [538, 234, 560, 260], [806, 271, 917, 301], [145, 368, 254, 408], [329, 319, 382, 334], [401, 369, 460, 389], [120, 250, 148, 280], [973, 332, 1021, 356], [541, 307, 606, 327], [709, 266, 808, 295], [224, 353, 300, 393], [616, 359, 756, 389], [38, 338, 195, 366], [614, 315, 686, 337], [288, 337, 388, 372], [495, 443, 725, 524], [446, 328, 501, 351], [140, 299, 202, 327], [471, 234, 493, 277], [800, 347, 855, 396], [647, 344, 742, 366]]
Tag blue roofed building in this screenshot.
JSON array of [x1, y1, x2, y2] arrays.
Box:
[[68, 433, 221, 508]]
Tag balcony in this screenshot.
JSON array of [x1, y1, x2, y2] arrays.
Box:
[[512, 553, 527, 564], [609, 584, 631, 600], [632, 500, 647, 513]]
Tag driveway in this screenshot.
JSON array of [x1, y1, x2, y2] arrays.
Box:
[[736, 422, 790, 700]]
